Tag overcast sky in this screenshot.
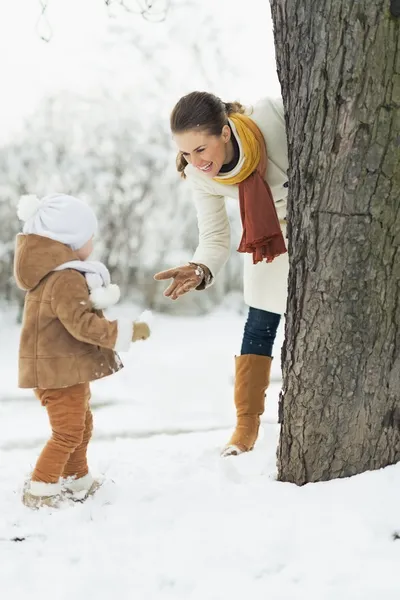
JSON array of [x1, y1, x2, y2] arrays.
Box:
[[0, 0, 281, 140]]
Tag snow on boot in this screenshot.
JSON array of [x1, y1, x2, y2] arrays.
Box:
[[63, 473, 102, 502], [22, 480, 63, 510], [222, 444, 246, 457]]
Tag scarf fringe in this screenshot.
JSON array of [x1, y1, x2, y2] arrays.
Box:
[[238, 234, 287, 265]]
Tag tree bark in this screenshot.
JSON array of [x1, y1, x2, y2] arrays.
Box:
[[269, 0, 400, 484]]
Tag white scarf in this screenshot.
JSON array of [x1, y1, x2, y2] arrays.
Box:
[[54, 260, 120, 310]]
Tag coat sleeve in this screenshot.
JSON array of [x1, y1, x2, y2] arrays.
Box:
[[273, 96, 285, 119], [187, 169, 231, 281], [50, 270, 132, 352]]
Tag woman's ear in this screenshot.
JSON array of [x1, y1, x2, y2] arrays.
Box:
[[222, 124, 231, 144]]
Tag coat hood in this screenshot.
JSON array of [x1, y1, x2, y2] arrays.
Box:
[[14, 234, 78, 291]]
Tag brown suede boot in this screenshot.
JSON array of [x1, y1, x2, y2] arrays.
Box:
[[222, 354, 272, 457]]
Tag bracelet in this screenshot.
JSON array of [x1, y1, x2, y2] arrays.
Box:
[[189, 262, 205, 282], [188, 262, 212, 287]]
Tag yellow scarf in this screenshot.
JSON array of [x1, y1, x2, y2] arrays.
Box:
[[214, 113, 266, 185], [213, 112, 287, 264]]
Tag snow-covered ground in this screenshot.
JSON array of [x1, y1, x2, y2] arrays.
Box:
[[1, 306, 400, 599]]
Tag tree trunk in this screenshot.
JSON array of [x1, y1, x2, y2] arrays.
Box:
[[269, 0, 400, 484]]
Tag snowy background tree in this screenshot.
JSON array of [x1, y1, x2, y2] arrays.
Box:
[[0, 0, 277, 315]]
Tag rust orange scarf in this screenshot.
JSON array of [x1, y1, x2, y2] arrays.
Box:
[[215, 113, 287, 264]]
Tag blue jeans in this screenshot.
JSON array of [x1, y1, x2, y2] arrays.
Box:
[[240, 307, 281, 358]]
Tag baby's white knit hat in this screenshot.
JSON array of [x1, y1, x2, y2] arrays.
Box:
[[17, 193, 98, 251]]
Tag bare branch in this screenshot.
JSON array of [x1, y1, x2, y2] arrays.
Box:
[[35, 0, 172, 42], [36, 0, 52, 42], [118, 0, 171, 21]]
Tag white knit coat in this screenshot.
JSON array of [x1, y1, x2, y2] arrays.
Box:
[[185, 96, 289, 314]]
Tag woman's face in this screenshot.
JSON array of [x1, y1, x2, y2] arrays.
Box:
[[174, 125, 231, 178]]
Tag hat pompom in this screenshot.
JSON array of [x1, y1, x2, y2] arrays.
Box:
[[17, 194, 41, 222], [89, 284, 120, 310]]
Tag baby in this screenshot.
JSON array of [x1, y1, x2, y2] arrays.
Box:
[[14, 193, 150, 509]]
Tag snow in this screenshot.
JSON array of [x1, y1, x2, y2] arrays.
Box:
[[1, 306, 400, 599]]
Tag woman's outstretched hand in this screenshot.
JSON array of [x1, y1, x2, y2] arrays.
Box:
[[154, 264, 205, 300]]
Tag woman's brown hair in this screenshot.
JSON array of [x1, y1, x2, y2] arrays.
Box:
[[170, 91, 246, 178]]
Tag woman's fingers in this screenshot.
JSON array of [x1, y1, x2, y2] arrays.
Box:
[[154, 268, 178, 281], [163, 279, 181, 297], [171, 278, 198, 300], [170, 282, 189, 300]]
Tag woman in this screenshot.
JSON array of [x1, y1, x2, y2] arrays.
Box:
[[154, 91, 288, 456]]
